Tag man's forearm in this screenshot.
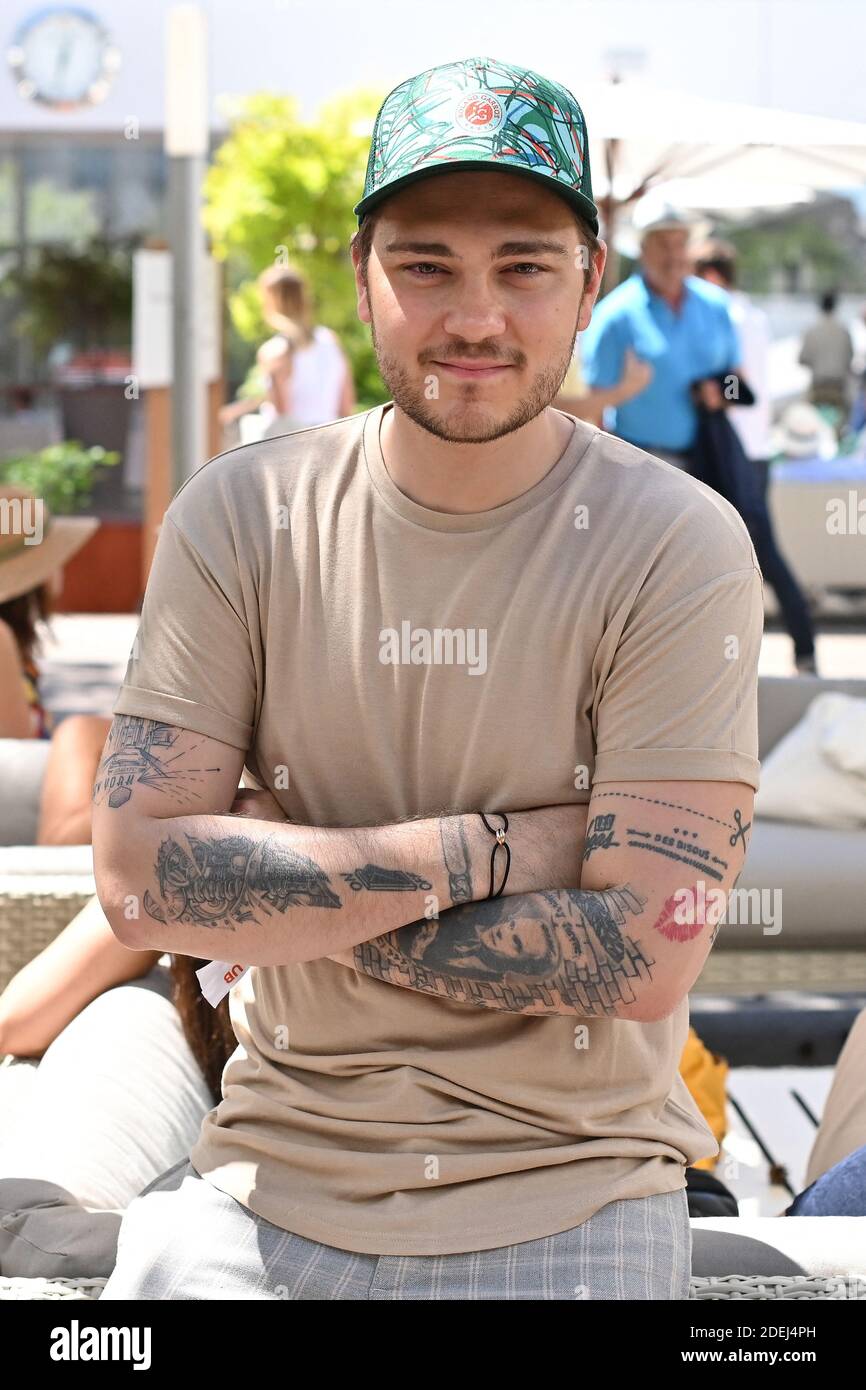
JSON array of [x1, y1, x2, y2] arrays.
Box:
[[338, 882, 656, 1020], [585, 380, 642, 409], [99, 804, 580, 967]]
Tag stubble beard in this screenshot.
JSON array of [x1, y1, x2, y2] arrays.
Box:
[[367, 298, 582, 444]]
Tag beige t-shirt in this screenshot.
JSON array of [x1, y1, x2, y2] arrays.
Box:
[[113, 402, 763, 1255]]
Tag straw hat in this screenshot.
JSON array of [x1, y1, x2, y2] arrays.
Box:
[[0, 484, 99, 605]]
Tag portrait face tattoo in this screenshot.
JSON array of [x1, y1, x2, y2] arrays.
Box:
[[399, 895, 561, 981]]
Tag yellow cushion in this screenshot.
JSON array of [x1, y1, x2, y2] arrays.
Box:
[[680, 1027, 729, 1171]]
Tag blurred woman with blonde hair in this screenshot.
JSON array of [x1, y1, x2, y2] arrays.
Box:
[[220, 261, 356, 440]]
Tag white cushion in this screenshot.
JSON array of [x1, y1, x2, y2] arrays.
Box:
[[0, 845, 94, 876], [0, 740, 51, 846], [755, 693, 866, 828], [821, 696, 866, 776], [691, 1216, 866, 1279], [0, 968, 213, 1213]]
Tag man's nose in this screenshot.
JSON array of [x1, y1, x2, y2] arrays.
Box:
[[442, 281, 508, 340]]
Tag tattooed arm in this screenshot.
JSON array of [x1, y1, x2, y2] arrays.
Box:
[[330, 779, 755, 1021], [91, 715, 584, 968]]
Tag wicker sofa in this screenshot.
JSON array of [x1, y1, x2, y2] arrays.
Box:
[[2, 673, 866, 1300]]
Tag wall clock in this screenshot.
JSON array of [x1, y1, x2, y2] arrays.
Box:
[[8, 6, 121, 110]]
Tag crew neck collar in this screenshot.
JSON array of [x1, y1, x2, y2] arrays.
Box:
[[362, 401, 594, 533]]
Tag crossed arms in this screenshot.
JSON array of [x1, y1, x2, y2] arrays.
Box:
[[91, 715, 754, 1022]]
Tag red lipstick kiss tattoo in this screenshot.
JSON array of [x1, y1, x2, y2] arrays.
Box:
[[652, 890, 706, 942]]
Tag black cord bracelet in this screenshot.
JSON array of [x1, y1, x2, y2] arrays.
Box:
[[478, 811, 511, 899]]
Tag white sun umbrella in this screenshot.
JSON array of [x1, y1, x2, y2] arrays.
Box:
[[582, 79, 866, 200], [643, 177, 817, 213], [577, 78, 866, 272]]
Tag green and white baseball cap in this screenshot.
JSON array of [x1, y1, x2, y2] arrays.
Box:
[[354, 56, 599, 237]]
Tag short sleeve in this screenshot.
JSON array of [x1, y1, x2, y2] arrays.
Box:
[[592, 565, 764, 791], [580, 313, 628, 390], [113, 513, 256, 750]]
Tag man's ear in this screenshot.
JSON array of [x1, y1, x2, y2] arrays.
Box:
[[350, 234, 371, 326], [577, 242, 607, 333]]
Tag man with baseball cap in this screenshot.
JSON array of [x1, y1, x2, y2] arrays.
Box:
[[580, 198, 745, 468], [96, 56, 761, 1301]]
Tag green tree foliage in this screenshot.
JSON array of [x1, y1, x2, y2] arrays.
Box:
[[719, 218, 862, 294], [203, 90, 386, 409]]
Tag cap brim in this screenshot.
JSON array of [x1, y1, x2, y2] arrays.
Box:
[[355, 160, 600, 237]]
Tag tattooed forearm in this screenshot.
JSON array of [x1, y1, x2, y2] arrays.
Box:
[[140, 830, 443, 935], [348, 884, 653, 1017], [142, 831, 341, 930], [92, 716, 221, 810], [103, 800, 504, 962], [580, 792, 754, 960]]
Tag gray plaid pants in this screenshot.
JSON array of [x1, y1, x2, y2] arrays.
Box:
[[100, 1158, 692, 1301]]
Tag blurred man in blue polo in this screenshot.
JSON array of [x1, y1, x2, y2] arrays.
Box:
[[580, 201, 743, 469]]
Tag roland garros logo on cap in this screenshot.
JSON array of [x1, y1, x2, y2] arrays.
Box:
[[452, 91, 506, 134]]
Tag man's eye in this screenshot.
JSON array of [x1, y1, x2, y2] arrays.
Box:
[[403, 263, 546, 277]]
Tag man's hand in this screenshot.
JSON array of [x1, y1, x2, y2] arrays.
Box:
[[578, 349, 654, 416], [695, 378, 725, 411], [620, 348, 653, 399]]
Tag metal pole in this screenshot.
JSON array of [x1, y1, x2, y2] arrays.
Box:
[[14, 146, 32, 384], [168, 151, 206, 489], [165, 4, 208, 492]]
